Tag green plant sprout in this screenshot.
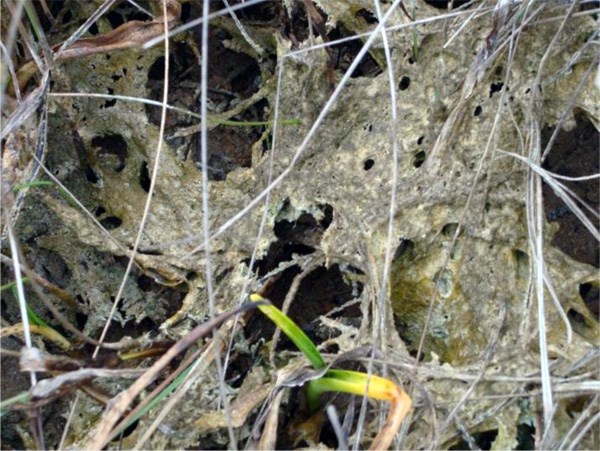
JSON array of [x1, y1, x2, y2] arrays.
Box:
[[13, 180, 77, 208], [6, 281, 47, 330], [250, 293, 412, 450], [0, 278, 71, 349], [0, 392, 30, 417], [0, 277, 31, 293], [110, 363, 194, 440], [12, 180, 55, 191], [411, 28, 420, 62]]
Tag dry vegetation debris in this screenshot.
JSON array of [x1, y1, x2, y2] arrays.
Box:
[[1, 0, 599, 449]]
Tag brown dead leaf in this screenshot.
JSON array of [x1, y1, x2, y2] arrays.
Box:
[[10, 0, 181, 94]]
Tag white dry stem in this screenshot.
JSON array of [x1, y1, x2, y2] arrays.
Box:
[[133, 339, 222, 450], [355, 0, 402, 449], [222, 63, 284, 386], [558, 394, 599, 450], [59, 2, 171, 447], [143, 0, 268, 49], [6, 224, 36, 386], [188, 0, 407, 253], [222, 0, 265, 57], [131, 7, 498, 255], [566, 410, 600, 451], [523, 1, 580, 442], [198, 0, 236, 447], [92, 0, 171, 357]]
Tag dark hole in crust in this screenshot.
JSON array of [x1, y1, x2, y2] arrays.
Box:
[[273, 211, 323, 242], [100, 216, 122, 230], [393, 238, 414, 262], [88, 22, 99, 35], [145, 35, 264, 181], [423, 0, 475, 9], [398, 76, 411, 90], [91, 134, 128, 172], [515, 423, 536, 450], [413, 150, 426, 168], [254, 203, 334, 275], [105, 3, 148, 29], [146, 39, 260, 126], [139, 162, 151, 192], [199, 100, 268, 182], [262, 133, 274, 152], [29, 247, 72, 289], [75, 312, 87, 330], [137, 274, 154, 292], [441, 222, 460, 237], [32, 0, 69, 33], [328, 25, 382, 78], [567, 308, 586, 325], [542, 111, 599, 267], [61, 11, 73, 25], [579, 0, 600, 20], [101, 88, 117, 108], [236, 1, 278, 22], [449, 429, 499, 450], [579, 282, 599, 316], [489, 82, 504, 97], [85, 166, 100, 184], [356, 8, 378, 24], [253, 200, 333, 276], [363, 158, 375, 170], [243, 264, 363, 368]]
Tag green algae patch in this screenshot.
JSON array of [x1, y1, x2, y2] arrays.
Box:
[[391, 230, 491, 365]]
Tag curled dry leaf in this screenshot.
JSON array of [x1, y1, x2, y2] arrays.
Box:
[[10, 0, 181, 94]]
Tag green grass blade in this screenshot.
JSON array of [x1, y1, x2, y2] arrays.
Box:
[[13, 180, 77, 208], [7, 282, 48, 327], [250, 294, 325, 369], [25, 304, 49, 328], [12, 180, 55, 191], [111, 363, 194, 440], [1, 277, 30, 292], [0, 391, 31, 417]]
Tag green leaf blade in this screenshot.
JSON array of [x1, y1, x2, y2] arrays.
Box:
[[250, 294, 325, 369]]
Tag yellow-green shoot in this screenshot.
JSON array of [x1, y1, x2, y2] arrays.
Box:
[[249, 293, 411, 450], [1, 278, 71, 349]]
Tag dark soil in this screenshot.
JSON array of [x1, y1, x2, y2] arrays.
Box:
[[542, 112, 599, 269]]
